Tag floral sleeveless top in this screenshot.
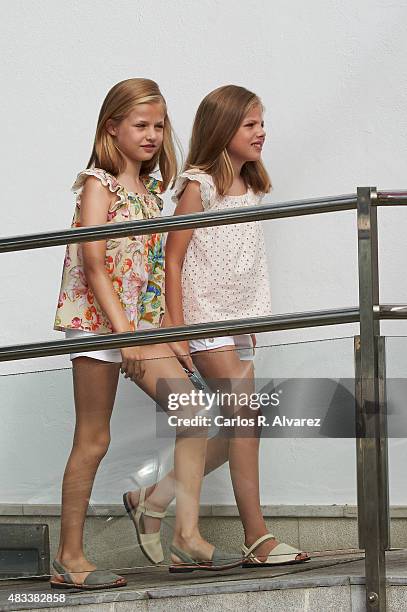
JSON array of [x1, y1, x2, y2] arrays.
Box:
[[54, 168, 165, 334]]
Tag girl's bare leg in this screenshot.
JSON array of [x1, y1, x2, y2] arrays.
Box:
[[57, 344, 216, 581], [129, 347, 308, 562], [128, 348, 274, 559], [127, 343, 216, 562], [127, 347, 265, 553], [192, 348, 308, 561], [55, 357, 121, 583], [189, 349, 271, 557], [127, 434, 230, 534]]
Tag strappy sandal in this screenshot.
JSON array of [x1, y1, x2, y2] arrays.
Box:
[[242, 533, 310, 567], [50, 559, 126, 590], [169, 544, 243, 573], [123, 489, 167, 564]]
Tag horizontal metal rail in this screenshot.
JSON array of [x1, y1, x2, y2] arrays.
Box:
[[0, 307, 360, 362], [1, 304, 406, 362], [377, 190, 407, 205], [0, 194, 356, 253], [378, 304, 407, 319]]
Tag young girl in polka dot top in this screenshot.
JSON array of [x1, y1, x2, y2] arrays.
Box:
[[164, 85, 310, 566]]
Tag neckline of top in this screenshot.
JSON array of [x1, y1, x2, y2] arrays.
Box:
[[124, 188, 157, 199], [184, 171, 250, 198], [222, 191, 250, 198], [103, 170, 157, 199], [116, 181, 155, 199], [181, 170, 255, 200]]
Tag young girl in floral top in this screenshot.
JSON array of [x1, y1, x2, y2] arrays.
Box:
[[52, 79, 239, 590], [54, 169, 164, 337], [127, 85, 310, 568]]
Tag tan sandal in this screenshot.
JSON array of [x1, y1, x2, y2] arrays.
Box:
[[242, 533, 310, 567], [123, 489, 166, 564]]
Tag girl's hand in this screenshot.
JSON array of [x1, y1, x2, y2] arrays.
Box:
[[120, 345, 148, 381], [169, 341, 195, 372]]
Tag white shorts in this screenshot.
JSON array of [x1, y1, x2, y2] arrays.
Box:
[[65, 329, 122, 363], [65, 330, 255, 363], [189, 334, 255, 361]]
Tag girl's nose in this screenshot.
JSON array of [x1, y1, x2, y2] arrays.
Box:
[[146, 128, 156, 141]]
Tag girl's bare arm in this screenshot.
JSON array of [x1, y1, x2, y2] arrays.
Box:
[[164, 181, 204, 367], [165, 181, 203, 323], [80, 177, 132, 334], [79, 177, 147, 379]]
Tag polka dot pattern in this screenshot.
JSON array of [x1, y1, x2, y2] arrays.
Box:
[[172, 171, 272, 325]]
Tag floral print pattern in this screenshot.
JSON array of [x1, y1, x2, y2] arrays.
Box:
[[54, 168, 165, 334]]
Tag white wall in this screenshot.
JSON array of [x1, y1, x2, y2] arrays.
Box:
[[1, 0, 407, 505]]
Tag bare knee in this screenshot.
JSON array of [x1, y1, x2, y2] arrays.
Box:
[[72, 432, 111, 462]]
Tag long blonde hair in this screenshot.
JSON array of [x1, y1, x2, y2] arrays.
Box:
[[185, 85, 271, 195], [87, 78, 178, 191]]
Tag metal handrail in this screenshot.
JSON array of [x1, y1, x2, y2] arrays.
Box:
[[377, 191, 407, 205], [4, 188, 404, 255], [0, 194, 356, 253], [0, 307, 360, 362], [1, 303, 406, 362], [378, 304, 407, 318]]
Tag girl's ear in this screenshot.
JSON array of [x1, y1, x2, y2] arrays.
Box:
[[105, 119, 118, 137]]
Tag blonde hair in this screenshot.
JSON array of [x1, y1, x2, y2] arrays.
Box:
[[87, 78, 178, 191], [185, 85, 271, 195]]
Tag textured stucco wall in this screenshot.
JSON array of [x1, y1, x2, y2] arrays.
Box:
[[1, 0, 407, 505]]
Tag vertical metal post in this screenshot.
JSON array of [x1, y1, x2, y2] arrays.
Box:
[[355, 335, 364, 547], [356, 336, 389, 551], [356, 186, 389, 610]]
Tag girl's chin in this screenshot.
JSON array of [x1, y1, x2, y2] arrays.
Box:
[[128, 151, 157, 163], [246, 153, 262, 162]]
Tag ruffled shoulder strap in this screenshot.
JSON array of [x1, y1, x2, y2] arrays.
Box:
[[71, 168, 164, 211], [171, 169, 215, 210], [71, 168, 121, 194]]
